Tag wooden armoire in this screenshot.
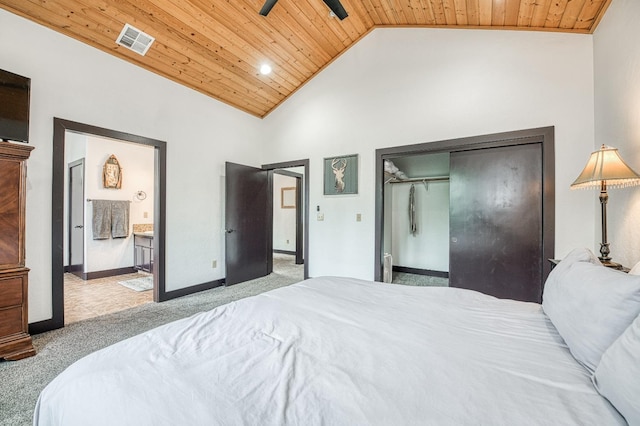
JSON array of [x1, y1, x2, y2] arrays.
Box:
[[0, 141, 35, 360]]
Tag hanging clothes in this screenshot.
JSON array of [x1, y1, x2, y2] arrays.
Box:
[[409, 184, 417, 236]]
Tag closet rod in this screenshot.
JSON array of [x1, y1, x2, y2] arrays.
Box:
[[387, 176, 449, 184]]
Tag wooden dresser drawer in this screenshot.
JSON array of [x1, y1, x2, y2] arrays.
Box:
[[0, 277, 23, 309], [0, 306, 23, 337]]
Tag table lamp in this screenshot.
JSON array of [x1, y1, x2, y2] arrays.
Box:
[[571, 145, 640, 268]]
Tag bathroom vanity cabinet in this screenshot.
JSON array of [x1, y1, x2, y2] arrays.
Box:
[[133, 233, 154, 273]]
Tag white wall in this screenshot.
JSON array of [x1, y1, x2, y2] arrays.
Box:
[[263, 28, 597, 280], [273, 173, 297, 252], [2, 6, 609, 322], [390, 181, 450, 272], [84, 135, 154, 272], [64, 133, 154, 272], [0, 9, 263, 322], [594, 0, 640, 268], [387, 153, 450, 272]]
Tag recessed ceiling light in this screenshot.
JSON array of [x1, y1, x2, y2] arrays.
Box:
[[260, 64, 272, 75]]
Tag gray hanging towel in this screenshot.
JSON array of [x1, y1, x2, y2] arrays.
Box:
[[409, 184, 417, 236], [111, 200, 130, 238], [92, 200, 112, 240]]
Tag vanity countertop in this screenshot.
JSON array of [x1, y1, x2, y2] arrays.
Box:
[[134, 231, 154, 238]]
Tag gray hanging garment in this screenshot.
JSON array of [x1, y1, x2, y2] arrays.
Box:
[[409, 184, 417, 236]]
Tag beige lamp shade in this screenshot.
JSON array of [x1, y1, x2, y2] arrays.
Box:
[[571, 145, 640, 189]]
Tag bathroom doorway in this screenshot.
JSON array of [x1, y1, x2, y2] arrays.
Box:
[[31, 118, 166, 334], [63, 132, 156, 324]]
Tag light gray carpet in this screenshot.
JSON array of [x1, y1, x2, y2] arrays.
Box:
[[0, 254, 303, 426], [391, 272, 449, 287]]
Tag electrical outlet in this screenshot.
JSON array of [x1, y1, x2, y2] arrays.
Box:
[[356, 213, 362, 222], [212, 260, 217, 268], [317, 213, 324, 221], [143, 211, 148, 218]]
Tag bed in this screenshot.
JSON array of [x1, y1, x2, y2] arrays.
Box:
[[34, 249, 640, 425]]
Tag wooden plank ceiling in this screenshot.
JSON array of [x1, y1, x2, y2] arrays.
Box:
[[0, 0, 612, 117]]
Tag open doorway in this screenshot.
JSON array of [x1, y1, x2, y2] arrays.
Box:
[[223, 159, 309, 287], [263, 159, 309, 282], [63, 132, 156, 324], [382, 152, 451, 287], [271, 167, 304, 279], [30, 119, 166, 334]]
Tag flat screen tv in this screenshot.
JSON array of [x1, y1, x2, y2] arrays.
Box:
[[0, 68, 30, 143]]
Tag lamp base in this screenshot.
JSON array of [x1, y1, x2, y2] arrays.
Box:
[[599, 258, 624, 270]]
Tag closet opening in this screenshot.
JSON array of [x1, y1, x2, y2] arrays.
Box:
[[382, 152, 451, 287], [374, 127, 555, 303]]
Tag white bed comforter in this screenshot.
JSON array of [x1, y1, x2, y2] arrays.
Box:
[[34, 277, 624, 425]]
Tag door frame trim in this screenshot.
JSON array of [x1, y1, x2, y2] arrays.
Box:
[[262, 159, 310, 280], [30, 118, 167, 334], [374, 126, 555, 284]]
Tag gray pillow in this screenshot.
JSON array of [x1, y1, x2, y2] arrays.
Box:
[[542, 248, 640, 372], [594, 314, 640, 425]]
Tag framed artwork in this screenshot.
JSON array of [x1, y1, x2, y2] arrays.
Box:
[[324, 154, 358, 195], [103, 154, 122, 189], [281, 187, 296, 209]]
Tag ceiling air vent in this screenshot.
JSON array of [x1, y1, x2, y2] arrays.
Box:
[[116, 24, 155, 56]]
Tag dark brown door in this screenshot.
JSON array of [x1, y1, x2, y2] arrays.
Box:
[[225, 162, 270, 286], [449, 143, 543, 302]]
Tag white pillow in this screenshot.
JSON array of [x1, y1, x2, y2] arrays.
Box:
[[629, 261, 640, 275], [594, 314, 640, 425], [542, 248, 640, 372]]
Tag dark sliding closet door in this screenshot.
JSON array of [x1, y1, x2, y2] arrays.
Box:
[[449, 143, 543, 303]]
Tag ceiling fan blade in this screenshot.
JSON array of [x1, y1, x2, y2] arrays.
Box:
[[322, 0, 348, 20], [259, 0, 279, 16]]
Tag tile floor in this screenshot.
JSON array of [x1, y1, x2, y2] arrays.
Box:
[[64, 254, 300, 325], [64, 272, 154, 325]]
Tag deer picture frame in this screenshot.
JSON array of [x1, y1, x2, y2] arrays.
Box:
[[323, 154, 358, 195]]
